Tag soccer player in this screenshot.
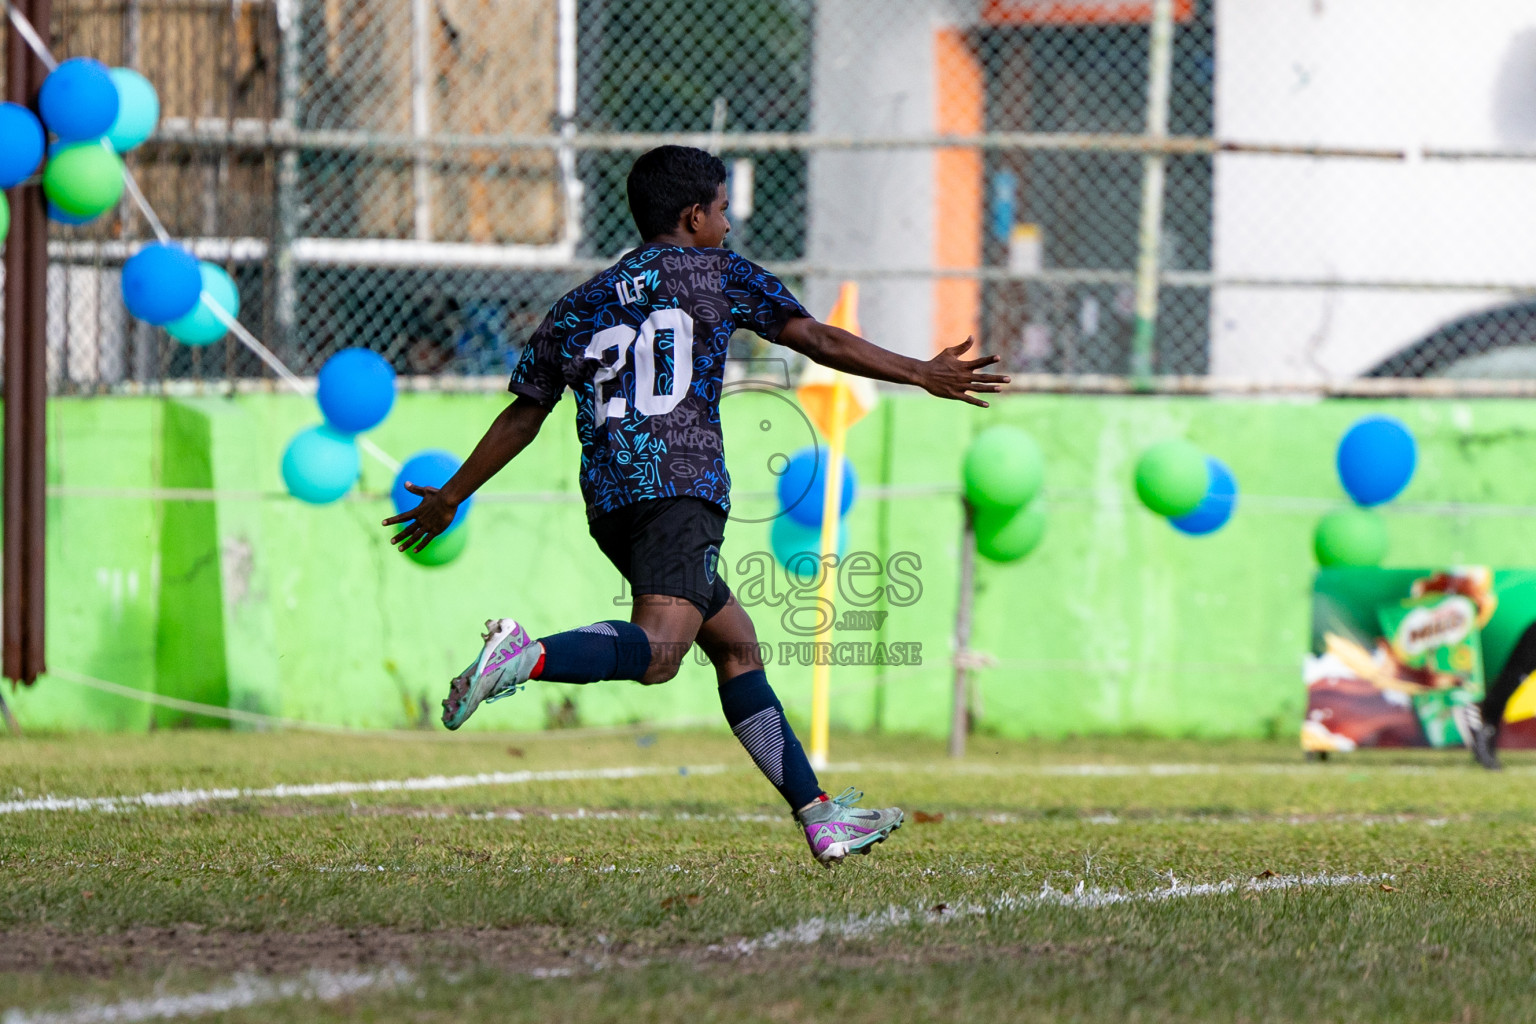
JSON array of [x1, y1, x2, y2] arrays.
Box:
[[382, 145, 1008, 864]]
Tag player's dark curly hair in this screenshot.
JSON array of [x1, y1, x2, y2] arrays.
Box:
[[626, 146, 727, 240]]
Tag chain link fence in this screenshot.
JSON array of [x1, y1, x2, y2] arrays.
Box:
[[9, 0, 1536, 394]]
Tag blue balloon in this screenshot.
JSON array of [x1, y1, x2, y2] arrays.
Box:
[[122, 243, 201, 325], [106, 68, 160, 153], [281, 425, 360, 505], [391, 450, 472, 534], [1170, 456, 1238, 536], [1337, 415, 1416, 507], [776, 445, 857, 528], [165, 262, 240, 345], [0, 102, 45, 188], [317, 348, 396, 434], [770, 514, 850, 583], [47, 202, 101, 226], [39, 57, 119, 142]]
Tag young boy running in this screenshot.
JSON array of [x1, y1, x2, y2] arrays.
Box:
[[382, 145, 1007, 864]]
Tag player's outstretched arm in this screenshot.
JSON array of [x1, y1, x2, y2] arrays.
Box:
[[776, 318, 1010, 408], [382, 396, 551, 552]]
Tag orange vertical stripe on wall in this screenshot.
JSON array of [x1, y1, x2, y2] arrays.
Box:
[[932, 27, 984, 355]]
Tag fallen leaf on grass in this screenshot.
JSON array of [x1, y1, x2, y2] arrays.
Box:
[[662, 894, 703, 910], [506, 747, 525, 758], [1380, 884, 1397, 892], [913, 811, 945, 824], [1256, 869, 1277, 879]]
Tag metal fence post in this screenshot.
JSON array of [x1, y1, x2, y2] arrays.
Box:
[[949, 504, 976, 759], [272, 0, 300, 364], [1130, 0, 1176, 383], [4, 0, 52, 690]]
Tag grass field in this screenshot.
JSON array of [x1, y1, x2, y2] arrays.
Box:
[[2, 727, 1533, 1023]]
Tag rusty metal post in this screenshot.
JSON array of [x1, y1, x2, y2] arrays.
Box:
[[4, 0, 52, 690]]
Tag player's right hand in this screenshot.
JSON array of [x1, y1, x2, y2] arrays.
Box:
[[922, 337, 1010, 407]]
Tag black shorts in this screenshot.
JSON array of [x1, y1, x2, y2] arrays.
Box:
[[588, 497, 732, 620]]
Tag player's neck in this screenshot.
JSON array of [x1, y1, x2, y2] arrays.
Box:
[[645, 231, 711, 249]]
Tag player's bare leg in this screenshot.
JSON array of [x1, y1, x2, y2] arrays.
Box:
[[697, 595, 902, 865], [628, 593, 704, 685]]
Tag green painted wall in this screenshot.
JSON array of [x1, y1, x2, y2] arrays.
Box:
[[10, 392, 1536, 739]]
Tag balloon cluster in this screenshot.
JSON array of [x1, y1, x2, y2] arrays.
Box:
[[962, 425, 1046, 563], [280, 349, 468, 567], [1133, 439, 1237, 536], [283, 352, 387, 502], [280, 349, 394, 507], [0, 59, 241, 345], [0, 58, 156, 229], [1314, 416, 1416, 568], [771, 446, 856, 581]]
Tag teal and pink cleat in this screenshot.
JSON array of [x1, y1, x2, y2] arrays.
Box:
[[441, 618, 541, 730], [796, 787, 904, 865]]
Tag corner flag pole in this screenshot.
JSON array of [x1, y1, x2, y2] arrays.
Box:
[[797, 282, 870, 771], [809, 375, 849, 770]]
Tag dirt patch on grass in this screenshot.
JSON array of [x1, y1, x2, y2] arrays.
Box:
[[0, 924, 1109, 981], [0, 925, 600, 978]]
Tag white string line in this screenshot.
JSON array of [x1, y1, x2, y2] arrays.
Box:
[[44, 666, 720, 741], [119, 158, 171, 244], [1, 1, 55, 70], [45, 479, 1536, 520], [4, 2, 402, 476]]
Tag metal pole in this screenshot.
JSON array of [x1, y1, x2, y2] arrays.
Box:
[[555, 0, 582, 249], [409, 0, 432, 241], [1130, 0, 1175, 383], [273, 0, 299, 361], [949, 503, 976, 759], [4, 0, 51, 687]]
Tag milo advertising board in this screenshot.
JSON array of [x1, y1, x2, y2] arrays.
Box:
[[1305, 568, 1536, 753]]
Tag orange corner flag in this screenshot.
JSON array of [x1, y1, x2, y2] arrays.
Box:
[[796, 282, 878, 439]]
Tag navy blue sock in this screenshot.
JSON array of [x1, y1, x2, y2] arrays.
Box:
[[718, 669, 824, 810], [533, 621, 651, 683]]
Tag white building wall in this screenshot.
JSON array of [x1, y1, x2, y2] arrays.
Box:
[[805, 0, 978, 359], [1211, 0, 1536, 381]]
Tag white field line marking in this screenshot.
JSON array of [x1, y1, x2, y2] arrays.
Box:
[[0, 765, 730, 816], [717, 872, 1391, 955], [3, 758, 1493, 818], [0, 968, 412, 1024]]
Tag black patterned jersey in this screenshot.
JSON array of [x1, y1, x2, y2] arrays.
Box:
[[508, 243, 810, 521]]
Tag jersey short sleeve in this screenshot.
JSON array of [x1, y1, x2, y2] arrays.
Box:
[[722, 253, 811, 341], [507, 308, 568, 406]]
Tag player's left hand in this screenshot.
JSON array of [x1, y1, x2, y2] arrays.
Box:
[[921, 337, 1010, 407], [382, 482, 459, 553]]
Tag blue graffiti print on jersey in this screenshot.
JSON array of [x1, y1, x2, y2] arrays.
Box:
[[508, 244, 810, 520]]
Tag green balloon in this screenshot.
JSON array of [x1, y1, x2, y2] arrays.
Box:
[[1134, 439, 1209, 518], [0, 192, 8, 244], [1314, 508, 1388, 568], [962, 425, 1044, 512], [405, 520, 470, 567], [42, 141, 124, 218], [974, 503, 1046, 563]]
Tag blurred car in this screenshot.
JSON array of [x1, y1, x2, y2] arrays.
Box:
[[1367, 299, 1536, 378]]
